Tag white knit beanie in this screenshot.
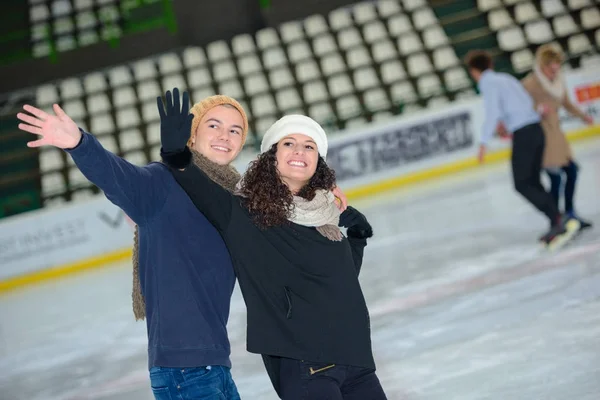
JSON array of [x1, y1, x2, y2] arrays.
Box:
[[260, 115, 328, 159]]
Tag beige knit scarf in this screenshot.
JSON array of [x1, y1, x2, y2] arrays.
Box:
[[289, 190, 343, 241], [534, 64, 565, 101], [131, 149, 241, 321], [235, 180, 343, 242]]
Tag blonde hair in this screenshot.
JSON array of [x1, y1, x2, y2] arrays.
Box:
[[187, 95, 249, 147], [536, 44, 564, 66]]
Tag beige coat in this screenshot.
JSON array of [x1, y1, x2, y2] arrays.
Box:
[[521, 73, 587, 168]]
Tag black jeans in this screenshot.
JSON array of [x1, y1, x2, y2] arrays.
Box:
[[511, 123, 560, 224], [278, 357, 387, 400]]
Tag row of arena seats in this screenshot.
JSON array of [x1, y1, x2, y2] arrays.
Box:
[[28, 0, 168, 57], [32, 0, 600, 207], [36, 0, 475, 206], [478, 0, 600, 72]]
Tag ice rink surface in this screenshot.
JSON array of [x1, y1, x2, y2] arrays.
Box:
[[1, 138, 599, 400]]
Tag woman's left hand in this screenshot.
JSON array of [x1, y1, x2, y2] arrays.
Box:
[[583, 115, 594, 125], [332, 186, 348, 212], [339, 206, 373, 239]]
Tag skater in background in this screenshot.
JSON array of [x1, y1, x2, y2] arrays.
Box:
[[520, 43, 594, 230], [17, 94, 250, 400], [159, 89, 387, 400], [464, 50, 579, 247]]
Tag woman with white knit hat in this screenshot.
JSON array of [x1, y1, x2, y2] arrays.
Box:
[[160, 89, 387, 399]]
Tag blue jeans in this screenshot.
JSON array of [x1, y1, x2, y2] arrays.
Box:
[[149, 366, 241, 400], [546, 160, 579, 215]]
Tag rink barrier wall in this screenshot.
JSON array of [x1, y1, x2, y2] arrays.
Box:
[[1, 64, 599, 294], [344, 124, 599, 199], [0, 248, 132, 293], [0, 195, 135, 292], [1, 126, 598, 294]]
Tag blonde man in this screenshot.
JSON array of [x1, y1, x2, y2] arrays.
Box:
[[17, 90, 248, 399]]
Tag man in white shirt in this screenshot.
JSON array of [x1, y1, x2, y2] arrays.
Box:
[[465, 50, 579, 247]]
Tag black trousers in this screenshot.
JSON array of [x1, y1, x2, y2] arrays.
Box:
[[511, 123, 560, 224], [275, 357, 387, 400]]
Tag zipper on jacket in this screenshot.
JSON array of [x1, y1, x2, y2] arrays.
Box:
[[309, 364, 336, 375], [284, 286, 292, 319]]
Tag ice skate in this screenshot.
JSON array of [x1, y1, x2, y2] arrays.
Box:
[[543, 218, 581, 252], [567, 213, 593, 231]]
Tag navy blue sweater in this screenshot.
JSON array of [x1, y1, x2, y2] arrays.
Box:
[[66, 131, 236, 369]]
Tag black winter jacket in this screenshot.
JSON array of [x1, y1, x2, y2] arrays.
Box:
[[166, 153, 376, 394]]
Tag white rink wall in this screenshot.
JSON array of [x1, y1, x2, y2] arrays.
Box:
[[0, 197, 133, 281], [1, 65, 599, 283]]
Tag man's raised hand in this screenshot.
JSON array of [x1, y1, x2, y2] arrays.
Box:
[[17, 104, 81, 149]]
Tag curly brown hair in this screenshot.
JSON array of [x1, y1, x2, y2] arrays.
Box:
[[238, 144, 337, 228]]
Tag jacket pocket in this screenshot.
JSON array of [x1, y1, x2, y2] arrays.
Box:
[[284, 286, 292, 319]]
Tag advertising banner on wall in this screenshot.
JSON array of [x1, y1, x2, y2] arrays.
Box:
[[328, 110, 474, 181], [559, 67, 600, 131], [326, 99, 485, 189], [0, 197, 134, 281]]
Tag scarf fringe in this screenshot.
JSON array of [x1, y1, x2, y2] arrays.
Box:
[[131, 149, 241, 321], [317, 225, 343, 241], [132, 228, 145, 321]]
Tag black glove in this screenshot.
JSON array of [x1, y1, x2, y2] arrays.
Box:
[[158, 88, 194, 168], [339, 206, 373, 239]]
